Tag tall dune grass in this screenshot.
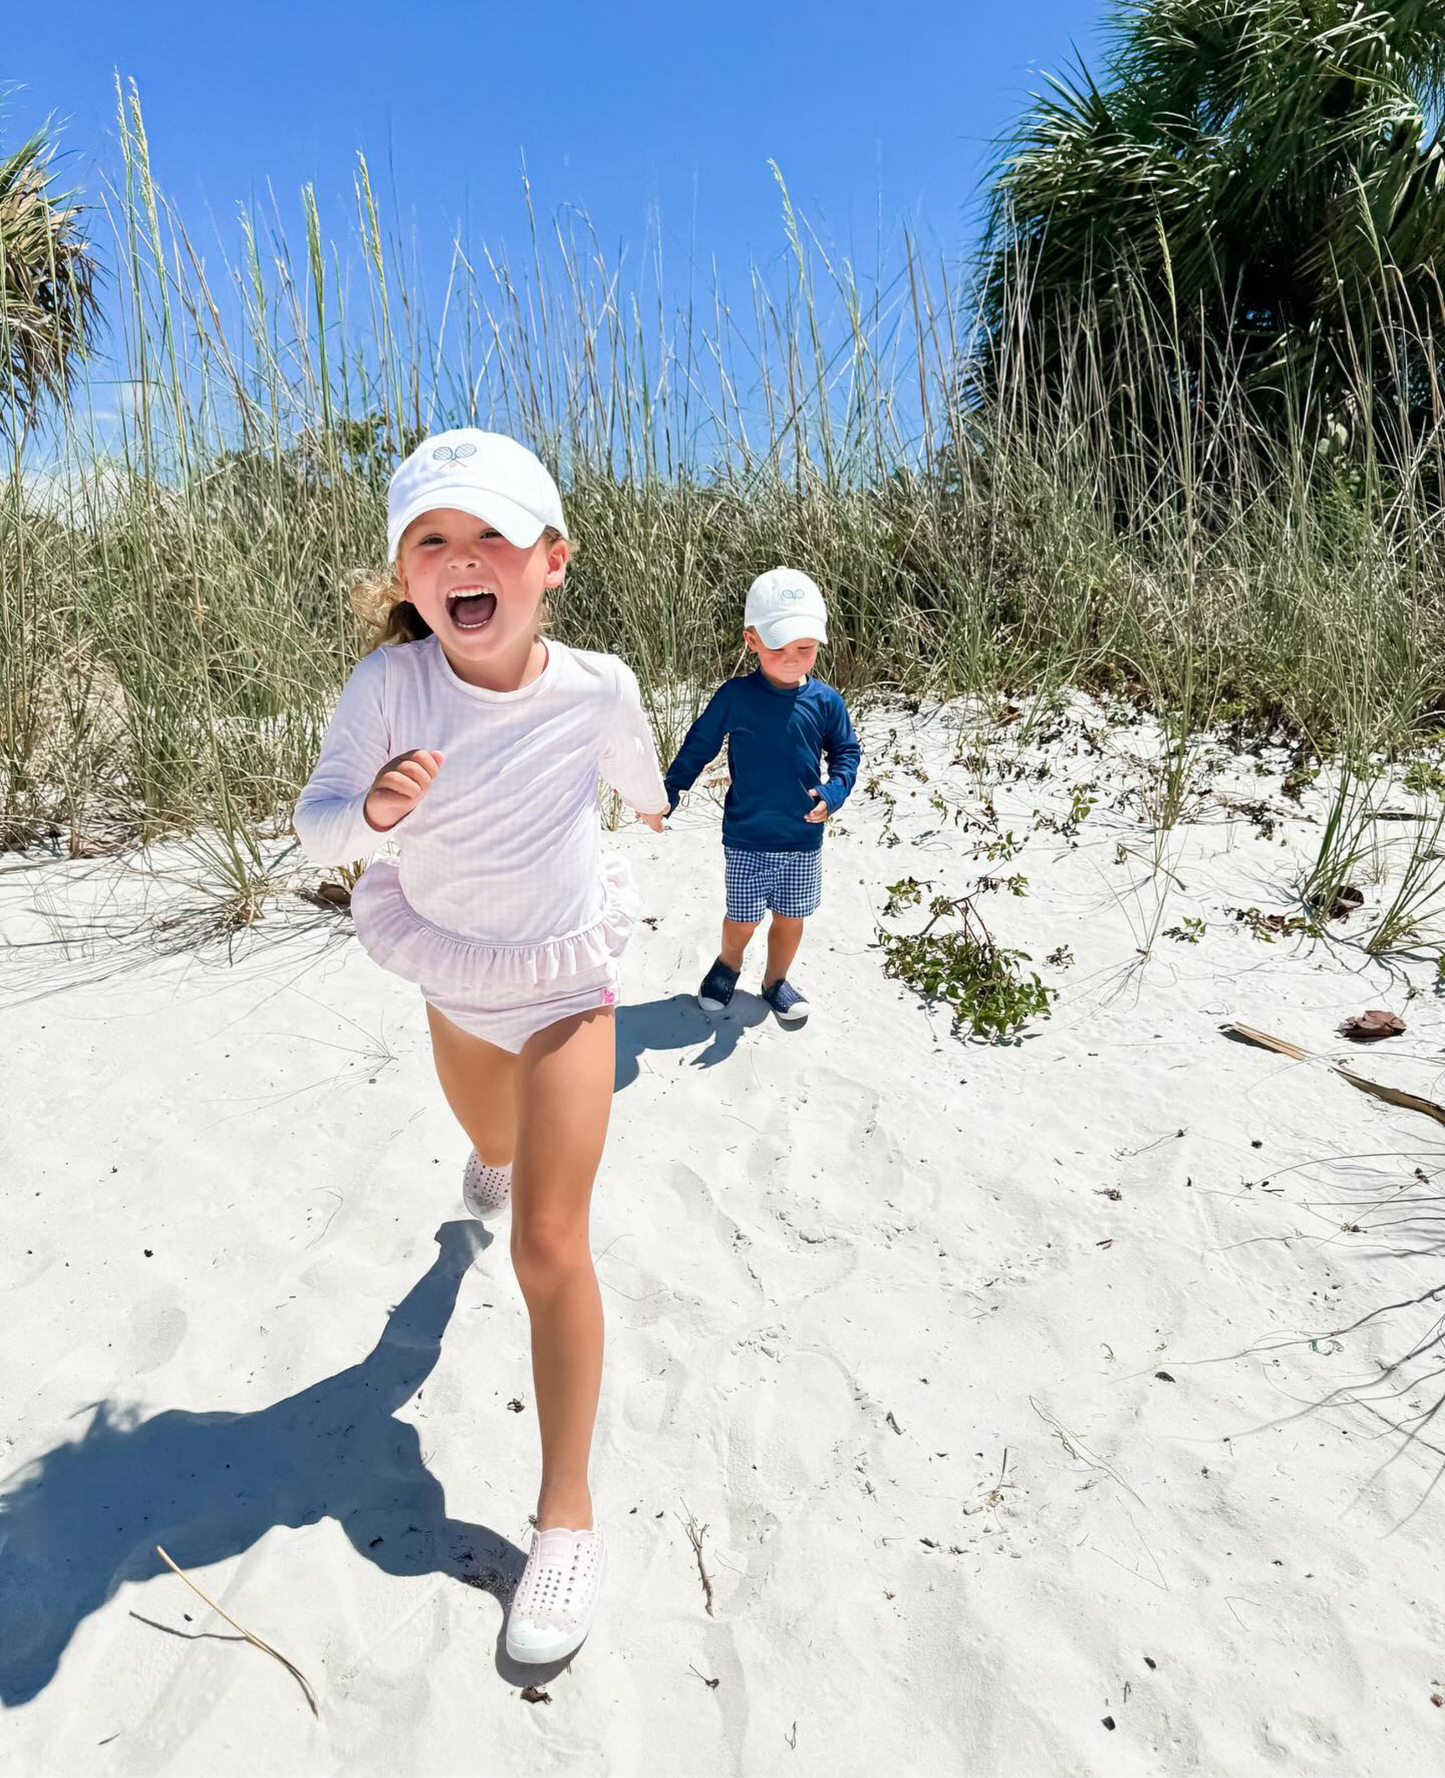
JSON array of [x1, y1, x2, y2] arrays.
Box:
[[5, 86, 1445, 863]]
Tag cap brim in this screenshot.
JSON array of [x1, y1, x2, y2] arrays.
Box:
[[387, 488, 566, 561], [755, 615, 827, 649]]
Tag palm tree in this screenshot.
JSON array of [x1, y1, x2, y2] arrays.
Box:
[[0, 128, 100, 441], [979, 1, 1445, 439]]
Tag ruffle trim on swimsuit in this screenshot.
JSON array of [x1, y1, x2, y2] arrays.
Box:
[[350, 851, 639, 991]]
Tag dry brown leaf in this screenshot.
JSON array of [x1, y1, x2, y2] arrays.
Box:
[[1324, 885, 1364, 920], [299, 883, 351, 910], [1337, 1009, 1406, 1041]]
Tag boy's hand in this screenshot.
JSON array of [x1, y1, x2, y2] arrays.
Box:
[[805, 788, 829, 824], [364, 749, 444, 831], [638, 808, 667, 833]]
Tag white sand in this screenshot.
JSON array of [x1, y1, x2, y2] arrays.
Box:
[[4, 696, 1445, 1775]]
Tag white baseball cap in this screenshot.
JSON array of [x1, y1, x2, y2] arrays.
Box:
[[387, 428, 568, 561], [744, 566, 829, 649]]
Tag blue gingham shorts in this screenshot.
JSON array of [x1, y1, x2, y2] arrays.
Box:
[[724, 847, 823, 923]]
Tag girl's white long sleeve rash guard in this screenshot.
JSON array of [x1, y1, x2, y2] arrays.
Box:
[[294, 635, 668, 947]]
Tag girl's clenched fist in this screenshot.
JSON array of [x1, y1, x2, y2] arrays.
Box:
[[364, 749, 444, 832]]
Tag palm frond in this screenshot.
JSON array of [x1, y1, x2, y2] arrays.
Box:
[[0, 128, 102, 437], [979, 0, 1445, 439]]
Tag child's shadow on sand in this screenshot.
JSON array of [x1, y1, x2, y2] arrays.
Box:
[[0, 1220, 533, 1706], [614, 993, 771, 1090]]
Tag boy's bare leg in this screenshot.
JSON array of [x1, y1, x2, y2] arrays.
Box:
[[719, 919, 758, 972], [762, 914, 805, 989]]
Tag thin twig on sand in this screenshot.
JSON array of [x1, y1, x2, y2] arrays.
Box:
[[1030, 1399, 1145, 1507], [678, 1505, 716, 1617], [155, 1546, 319, 1717]]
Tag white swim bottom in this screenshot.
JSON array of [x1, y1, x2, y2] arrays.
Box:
[[424, 961, 620, 1054]]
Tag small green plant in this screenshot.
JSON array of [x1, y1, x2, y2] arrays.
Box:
[[882, 875, 927, 917], [1281, 765, 1318, 805], [877, 894, 1054, 1039], [976, 873, 1029, 896], [1044, 944, 1075, 968], [1403, 760, 1445, 797], [1229, 906, 1312, 942], [1036, 780, 1100, 840], [1165, 916, 1206, 944], [984, 830, 1022, 862], [1067, 783, 1098, 829], [888, 743, 929, 782]]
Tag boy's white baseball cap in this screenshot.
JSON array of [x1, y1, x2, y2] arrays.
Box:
[[387, 428, 568, 561], [744, 567, 829, 649]]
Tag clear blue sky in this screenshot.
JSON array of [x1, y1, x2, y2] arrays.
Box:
[[7, 1, 1106, 288]]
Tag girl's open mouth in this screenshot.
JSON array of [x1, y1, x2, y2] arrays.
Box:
[[446, 589, 497, 632]]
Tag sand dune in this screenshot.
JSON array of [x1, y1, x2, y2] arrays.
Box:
[[4, 696, 1444, 1775]]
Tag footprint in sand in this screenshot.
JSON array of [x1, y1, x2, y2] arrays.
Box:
[[711, 1344, 861, 1601], [744, 1067, 925, 1217], [121, 1302, 189, 1379], [601, 1163, 761, 1441]]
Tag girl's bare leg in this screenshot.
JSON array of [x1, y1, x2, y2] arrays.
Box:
[[425, 1002, 518, 1166], [511, 1004, 614, 1531]]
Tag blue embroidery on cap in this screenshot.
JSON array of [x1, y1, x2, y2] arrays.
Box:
[[431, 442, 478, 462], [777, 585, 805, 604]]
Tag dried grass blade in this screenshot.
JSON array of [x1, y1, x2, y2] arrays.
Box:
[[155, 1545, 319, 1717], [1220, 1023, 1445, 1131]]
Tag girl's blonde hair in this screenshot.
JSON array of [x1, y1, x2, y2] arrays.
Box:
[[349, 525, 566, 651]]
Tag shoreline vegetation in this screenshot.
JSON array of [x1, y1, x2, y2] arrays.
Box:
[[4, 77, 1445, 979]]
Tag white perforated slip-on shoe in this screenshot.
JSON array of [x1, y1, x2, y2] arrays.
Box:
[[462, 1153, 512, 1222], [505, 1527, 606, 1664]]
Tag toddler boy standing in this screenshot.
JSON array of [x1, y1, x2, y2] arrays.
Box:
[[664, 568, 860, 1021]]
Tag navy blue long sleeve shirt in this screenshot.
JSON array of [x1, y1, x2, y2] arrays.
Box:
[[664, 669, 861, 853]]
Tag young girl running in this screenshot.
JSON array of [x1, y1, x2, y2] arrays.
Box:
[[294, 429, 669, 1664]]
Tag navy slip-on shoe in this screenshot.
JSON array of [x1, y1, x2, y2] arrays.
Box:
[[698, 958, 741, 1012], [761, 978, 810, 1022]]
